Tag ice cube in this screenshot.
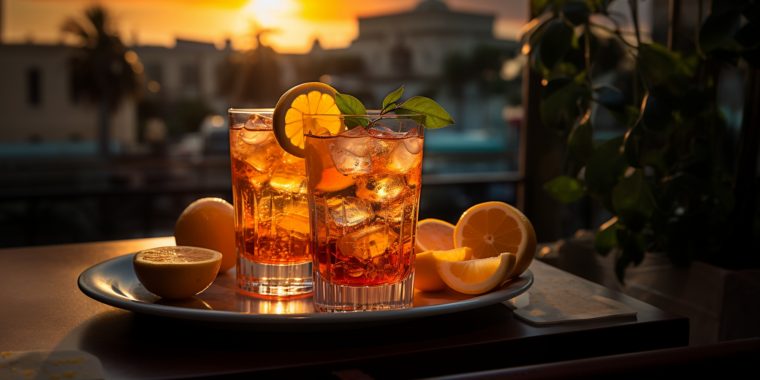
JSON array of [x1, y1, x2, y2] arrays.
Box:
[[376, 198, 416, 224], [269, 172, 307, 194], [386, 137, 423, 174], [356, 175, 407, 203], [233, 129, 282, 173], [269, 161, 307, 194], [337, 224, 399, 261], [329, 127, 372, 176], [244, 114, 273, 130], [275, 213, 310, 236], [327, 196, 374, 228], [368, 125, 406, 138]]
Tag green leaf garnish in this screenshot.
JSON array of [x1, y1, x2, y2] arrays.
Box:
[[335, 86, 454, 129], [335, 92, 367, 115], [398, 96, 455, 129], [382, 85, 404, 111], [335, 92, 369, 128]]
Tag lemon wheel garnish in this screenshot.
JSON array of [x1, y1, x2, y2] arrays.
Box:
[[436, 252, 516, 295], [453, 201, 537, 278], [272, 82, 342, 158]]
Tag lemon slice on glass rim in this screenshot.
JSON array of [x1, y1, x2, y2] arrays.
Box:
[[272, 82, 343, 158]]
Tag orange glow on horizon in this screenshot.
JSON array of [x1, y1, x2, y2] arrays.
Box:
[[5, 0, 523, 53]]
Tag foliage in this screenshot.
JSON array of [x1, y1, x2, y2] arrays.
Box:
[[525, 0, 760, 281], [335, 86, 454, 130], [62, 5, 142, 155], [217, 30, 281, 106]]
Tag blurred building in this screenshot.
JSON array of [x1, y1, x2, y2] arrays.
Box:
[[0, 42, 136, 154], [134, 38, 231, 111], [0, 38, 232, 156]]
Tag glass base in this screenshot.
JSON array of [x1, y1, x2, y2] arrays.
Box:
[[237, 259, 313, 299], [313, 271, 414, 312]]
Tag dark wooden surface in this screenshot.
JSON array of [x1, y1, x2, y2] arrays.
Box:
[[0, 237, 688, 379]]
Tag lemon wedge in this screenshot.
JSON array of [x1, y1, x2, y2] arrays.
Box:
[[414, 247, 472, 292], [436, 252, 516, 295]]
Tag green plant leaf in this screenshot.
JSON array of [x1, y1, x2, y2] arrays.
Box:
[[335, 92, 366, 115], [382, 85, 404, 111], [538, 19, 574, 70], [544, 175, 585, 203], [399, 96, 454, 129], [568, 110, 593, 164], [735, 16, 760, 49], [640, 92, 671, 130], [594, 85, 625, 111], [699, 9, 741, 54], [540, 78, 589, 130], [585, 136, 626, 202], [562, 1, 590, 25], [335, 92, 369, 128], [595, 217, 620, 255], [612, 168, 656, 230], [531, 0, 552, 16], [637, 43, 694, 90]]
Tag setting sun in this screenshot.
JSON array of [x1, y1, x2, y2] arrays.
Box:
[[241, 0, 300, 28]]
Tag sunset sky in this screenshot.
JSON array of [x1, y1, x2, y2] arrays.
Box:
[[3, 0, 528, 53]]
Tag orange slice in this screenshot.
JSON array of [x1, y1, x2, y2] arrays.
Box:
[[133, 246, 222, 299], [436, 252, 516, 295], [272, 82, 342, 157], [414, 247, 472, 292], [415, 218, 456, 253], [453, 201, 536, 277], [304, 136, 355, 193]]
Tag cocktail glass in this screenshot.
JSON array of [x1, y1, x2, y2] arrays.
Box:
[[229, 109, 312, 298], [304, 113, 424, 311]]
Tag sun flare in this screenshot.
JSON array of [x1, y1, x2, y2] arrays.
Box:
[[241, 0, 300, 28]]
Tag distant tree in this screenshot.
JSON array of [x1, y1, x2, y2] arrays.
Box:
[[218, 30, 281, 106], [62, 5, 142, 156]]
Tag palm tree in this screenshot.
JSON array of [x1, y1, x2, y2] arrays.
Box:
[[62, 5, 141, 156]]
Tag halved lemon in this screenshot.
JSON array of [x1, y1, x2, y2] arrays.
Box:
[[415, 218, 456, 253], [454, 201, 536, 277], [414, 247, 472, 292], [272, 82, 342, 157], [133, 246, 222, 299], [174, 197, 235, 273], [436, 252, 516, 295]]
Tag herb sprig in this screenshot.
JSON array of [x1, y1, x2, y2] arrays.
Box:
[[334, 85, 454, 129]]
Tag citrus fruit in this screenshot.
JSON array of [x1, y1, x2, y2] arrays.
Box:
[[133, 246, 222, 299], [415, 218, 456, 253], [454, 201, 536, 277], [436, 252, 516, 295], [174, 197, 236, 273], [304, 137, 355, 192], [272, 82, 343, 158], [414, 247, 472, 292]]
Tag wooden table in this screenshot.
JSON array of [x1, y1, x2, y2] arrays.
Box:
[[0, 238, 688, 379]]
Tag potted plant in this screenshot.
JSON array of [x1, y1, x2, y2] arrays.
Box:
[[523, 0, 760, 341]]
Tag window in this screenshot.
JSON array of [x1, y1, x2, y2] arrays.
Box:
[[26, 67, 41, 107]]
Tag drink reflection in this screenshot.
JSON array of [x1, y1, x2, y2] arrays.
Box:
[[237, 296, 313, 315]]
